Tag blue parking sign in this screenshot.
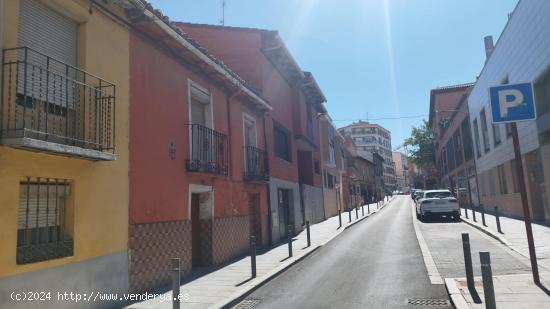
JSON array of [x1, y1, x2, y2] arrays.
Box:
[[489, 83, 536, 123]]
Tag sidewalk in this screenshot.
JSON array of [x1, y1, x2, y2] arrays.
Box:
[[446, 207, 550, 308], [460, 207, 550, 271], [447, 273, 550, 309], [126, 198, 394, 309]]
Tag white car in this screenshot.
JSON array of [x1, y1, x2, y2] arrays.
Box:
[[416, 189, 460, 221]]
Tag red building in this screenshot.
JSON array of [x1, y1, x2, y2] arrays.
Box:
[[125, 11, 271, 292], [177, 23, 327, 244]]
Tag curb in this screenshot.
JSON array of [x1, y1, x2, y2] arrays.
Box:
[[214, 198, 395, 308], [460, 217, 513, 248], [411, 199, 444, 285], [444, 278, 470, 309]]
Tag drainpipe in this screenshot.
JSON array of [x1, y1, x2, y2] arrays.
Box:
[[226, 90, 242, 180], [262, 112, 273, 246]]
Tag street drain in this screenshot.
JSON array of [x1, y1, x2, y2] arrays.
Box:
[[233, 298, 261, 309], [407, 298, 450, 306]]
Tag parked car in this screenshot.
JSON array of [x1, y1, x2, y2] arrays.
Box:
[[412, 190, 423, 203], [415, 189, 460, 221]]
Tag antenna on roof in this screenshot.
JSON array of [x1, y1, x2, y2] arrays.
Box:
[[219, 0, 226, 25]]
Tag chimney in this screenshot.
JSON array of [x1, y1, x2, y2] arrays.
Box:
[[484, 36, 494, 60]]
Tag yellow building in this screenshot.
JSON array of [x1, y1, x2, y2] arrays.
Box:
[[0, 0, 129, 307]]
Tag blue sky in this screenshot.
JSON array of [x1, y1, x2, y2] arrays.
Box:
[[149, 0, 518, 149]]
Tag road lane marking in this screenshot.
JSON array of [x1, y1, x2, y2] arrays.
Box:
[[410, 198, 444, 284]]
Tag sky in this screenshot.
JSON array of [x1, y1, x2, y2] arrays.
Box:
[[148, 0, 518, 150]]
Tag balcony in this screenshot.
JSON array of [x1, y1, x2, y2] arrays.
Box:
[[1, 47, 115, 160], [186, 124, 228, 175], [244, 145, 269, 182]]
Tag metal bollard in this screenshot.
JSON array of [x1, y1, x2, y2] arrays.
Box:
[[481, 205, 487, 227], [306, 221, 311, 247], [348, 208, 352, 222], [480, 252, 497, 309], [495, 206, 502, 233], [172, 258, 181, 309], [461, 234, 475, 291], [472, 206, 477, 222], [367, 203, 370, 214], [287, 225, 293, 257], [361, 205, 365, 216], [355, 207, 359, 219], [250, 236, 257, 278], [465, 205, 469, 219], [338, 210, 342, 228]]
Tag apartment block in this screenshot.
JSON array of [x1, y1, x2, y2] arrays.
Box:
[[340, 121, 396, 193]]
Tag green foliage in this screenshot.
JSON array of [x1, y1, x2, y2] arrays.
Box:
[[404, 120, 435, 168]]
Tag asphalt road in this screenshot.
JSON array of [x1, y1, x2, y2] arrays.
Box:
[[240, 196, 451, 308]]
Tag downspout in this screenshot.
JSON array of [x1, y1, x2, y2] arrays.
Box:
[[262, 112, 273, 245], [227, 89, 242, 180]]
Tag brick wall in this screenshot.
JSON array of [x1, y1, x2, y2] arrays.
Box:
[[212, 216, 250, 265]]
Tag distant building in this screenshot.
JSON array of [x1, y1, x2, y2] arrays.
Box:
[[392, 151, 409, 191], [428, 83, 476, 206], [340, 122, 396, 192]]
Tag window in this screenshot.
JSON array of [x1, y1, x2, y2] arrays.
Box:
[[425, 191, 452, 198], [480, 109, 490, 153], [189, 84, 212, 127], [17, 178, 73, 264], [462, 118, 474, 161], [473, 118, 481, 158], [488, 168, 496, 196], [510, 159, 520, 193], [493, 123, 501, 146], [497, 164, 508, 195], [274, 123, 291, 161], [328, 127, 336, 164], [454, 129, 463, 166], [324, 172, 335, 189]]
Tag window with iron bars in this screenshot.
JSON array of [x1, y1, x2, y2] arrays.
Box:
[[17, 177, 73, 264]]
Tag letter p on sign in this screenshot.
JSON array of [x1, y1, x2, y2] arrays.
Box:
[[489, 83, 536, 123]]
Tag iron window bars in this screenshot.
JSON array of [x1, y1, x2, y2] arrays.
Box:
[[186, 123, 228, 175], [17, 177, 73, 264], [243, 145, 269, 181], [1, 47, 116, 153]]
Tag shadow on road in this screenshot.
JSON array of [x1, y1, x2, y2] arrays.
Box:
[[417, 216, 461, 224]]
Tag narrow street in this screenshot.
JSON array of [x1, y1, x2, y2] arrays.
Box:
[[242, 196, 451, 308]]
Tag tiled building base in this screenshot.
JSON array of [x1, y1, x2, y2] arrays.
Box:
[[128, 220, 191, 293], [212, 216, 250, 265]]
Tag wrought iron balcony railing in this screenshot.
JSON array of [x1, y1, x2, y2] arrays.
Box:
[[243, 145, 269, 182], [186, 124, 228, 175], [1, 47, 116, 159]]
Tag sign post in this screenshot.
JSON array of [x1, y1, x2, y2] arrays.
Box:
[[489, 82, 539, 284]]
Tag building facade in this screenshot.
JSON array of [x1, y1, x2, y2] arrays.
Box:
[[392, 151, 409, 192], [319, 115, 347, 218], [467, 0, 550, 223], [428, 84, 477, 205], [340, 121, 396, 192], [0, 0, 129, 307], [177, 23, 327, 244], [124, 9, 273, 292]]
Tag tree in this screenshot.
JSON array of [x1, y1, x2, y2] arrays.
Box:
[[404, 120, 435, 169]]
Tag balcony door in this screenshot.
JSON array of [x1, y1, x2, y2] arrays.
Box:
[[189, 83, 213, 171], [243, 115, 258, 175], [16, 0, 79, 140]]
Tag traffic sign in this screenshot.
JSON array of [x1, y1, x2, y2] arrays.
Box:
[[489, 83, 536, 123]]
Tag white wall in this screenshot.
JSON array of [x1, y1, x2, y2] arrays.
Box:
[[468, 0, 550, 173]]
